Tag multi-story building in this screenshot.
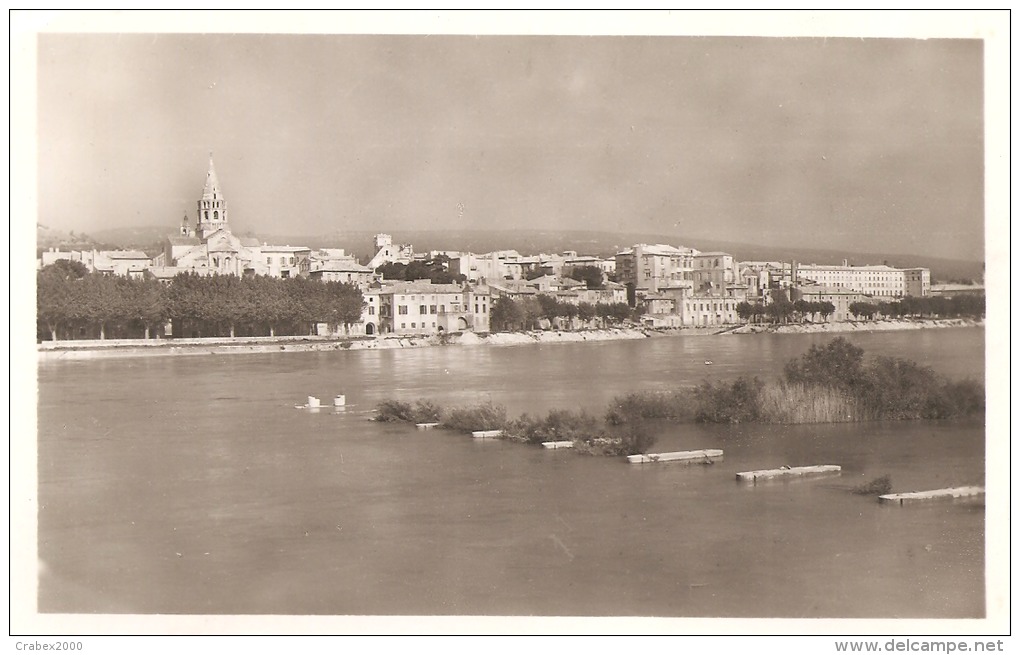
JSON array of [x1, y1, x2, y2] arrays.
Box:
[[778, 260, 924, 299], [903, 268, 932, 297], [451, 250, 525, 284], [577, 281, 628, 306], [375, 281, 490, 336], [692, 252, 738, 293], [681, 293, 741, 326], [614, 243, 698, 293], [308, 259, 376, 287], [259, 245, 311, 279]]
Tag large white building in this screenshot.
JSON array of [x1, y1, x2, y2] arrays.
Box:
[[451, 250, 526, 284], [374, 280, 491, 336]]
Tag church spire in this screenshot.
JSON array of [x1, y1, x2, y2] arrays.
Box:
[[202, 154, 221, 200], [196, 154, 229, 238]]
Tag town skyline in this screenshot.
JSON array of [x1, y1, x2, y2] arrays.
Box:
[[30, 16, 990, 263]]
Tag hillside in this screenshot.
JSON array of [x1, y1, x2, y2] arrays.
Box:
[[36, 223, 108, 255], [82, 225, 983, 283]]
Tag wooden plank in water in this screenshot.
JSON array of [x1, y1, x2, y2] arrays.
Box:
[[736, 465, 841, 482], [627, 449, 723, 465], [471, 430, 503, 439], [879, 486, 984, 505], [542, 440, 574, 449], [415, 422, 440, 430]]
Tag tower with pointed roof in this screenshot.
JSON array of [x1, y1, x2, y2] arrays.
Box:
[[196, 155, 229, 239]]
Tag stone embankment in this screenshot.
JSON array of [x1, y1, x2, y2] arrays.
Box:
[[36, 318, 982, 361]]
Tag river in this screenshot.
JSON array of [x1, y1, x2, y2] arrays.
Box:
[[36, 327, 986, 618]]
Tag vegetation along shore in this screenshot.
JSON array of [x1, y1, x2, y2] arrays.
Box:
[[373, 338, 985, 456]]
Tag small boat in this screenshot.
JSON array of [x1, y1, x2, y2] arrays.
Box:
[[704, 360, 714, 365]]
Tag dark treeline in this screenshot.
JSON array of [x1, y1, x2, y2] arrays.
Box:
[[490, 295, 634, 332], [737, 292, 984, 325], [847, 295, 984, 320], [37, 260, 363, 341], [375, 255, 466, 284]]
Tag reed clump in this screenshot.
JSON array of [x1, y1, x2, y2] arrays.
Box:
[[374, 399, 443, 423], [441, 401, 508, 433], [503, 409, 606, 445]]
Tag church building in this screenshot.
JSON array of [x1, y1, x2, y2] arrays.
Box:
[[154, 157, 309, 278]]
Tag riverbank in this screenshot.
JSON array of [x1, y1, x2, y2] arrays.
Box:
[[728, 317, 983, 335], [36, 317, 983, 361]]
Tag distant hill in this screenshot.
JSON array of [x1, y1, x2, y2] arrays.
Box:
[[81, 225, 984, 283], [36, 223, 106, 255]]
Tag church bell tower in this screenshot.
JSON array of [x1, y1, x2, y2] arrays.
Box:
[[196, 155, 229, 239]]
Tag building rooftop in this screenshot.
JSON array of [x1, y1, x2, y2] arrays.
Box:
[[104, 250, 150, 260], [616, 243, 697, 257], [379, 281, 467, 295]]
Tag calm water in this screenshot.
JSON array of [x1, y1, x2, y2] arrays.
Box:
[[37, 328, 985, 617]]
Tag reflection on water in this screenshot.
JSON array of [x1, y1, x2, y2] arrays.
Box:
[[37, 328, 985, 616]]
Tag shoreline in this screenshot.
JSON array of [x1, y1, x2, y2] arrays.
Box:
[[36, 318, 983, 361]]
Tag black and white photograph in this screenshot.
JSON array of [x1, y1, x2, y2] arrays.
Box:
[[11, 9, 1010, 647]]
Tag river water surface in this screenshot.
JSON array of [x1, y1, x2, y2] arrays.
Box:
[[37, 328, 986, 618]]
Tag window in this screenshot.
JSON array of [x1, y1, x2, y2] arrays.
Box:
[[214, 211, 219, 220], [401, 323, 406, 329], [266, 257, 271, 265], [368, 306, 375, 315], [412, 323, 416, 328], [398, 305, 408, 315], [430, 305, 437, 314], [440, 305, 446, 314], [419, 305, 427, 315]]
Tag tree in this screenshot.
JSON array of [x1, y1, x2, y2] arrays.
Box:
[[793, 299, 813, 322], [37, 262, 88, 340], [577, 302, 596, 322], [376, 262, 407, 281], [125, 276, 169, 339], [323, 281, 365, 334], [566, 265, 605, 290], [818, 301, 835, 322], [78, 274, 123, 340], [735, 301, 754, 323], [784, 337, 866, 389], [490, 296, 525, 332], [766, 288, 794, 324], [849, 302, 876, 320]]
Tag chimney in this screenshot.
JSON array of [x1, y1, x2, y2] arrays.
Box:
[[843, 259, 849, 267]]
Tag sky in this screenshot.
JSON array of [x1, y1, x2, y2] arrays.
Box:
[[28, 13, 993, 261]]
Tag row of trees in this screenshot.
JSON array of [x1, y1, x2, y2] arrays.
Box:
[[489, 295, 634, 332], [736, 298, 836, 324], [37, 261, 363, 341], [736, 291, 985, 325], [848, 295, 984, 320]]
